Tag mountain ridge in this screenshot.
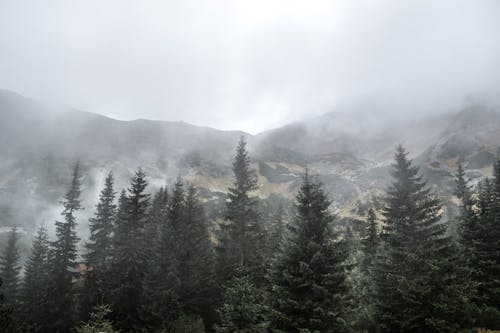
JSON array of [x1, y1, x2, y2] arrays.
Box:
[[1, 89, 499, 234]]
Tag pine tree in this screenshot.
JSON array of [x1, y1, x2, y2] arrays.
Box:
[[47, 162, 83, 332], [178, 184, 217, 326], [268, 173, 350, 333], [361, 208, 379, 273], [21, 223, 51, 329], [141, 180, 183, 328], [455, 161, 478, 257], [375, 145, 472, 332], [216, 137, 265, 284], [75, 305, 119, 333], [266, 204, 286, 261], [0, 228, 21, 304], [85, 171, 116, 270], [356, 208, 380, 333], [0, 278, 14, 333], [81, 171, 116, 319], [109, 169, 150, 331], [216, 270, 269, 333], [467, 158, 500, 327]]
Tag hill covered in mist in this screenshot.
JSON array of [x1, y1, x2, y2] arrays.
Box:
[[1, 89, 499, 235]]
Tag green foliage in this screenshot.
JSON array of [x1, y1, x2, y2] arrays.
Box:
[[166, 314, 205, 333], [268, 172, 350, 333], [80, 171, 117, 319], [46, 162, 83, 332], [76, 305, 119, 333], [216, 270, 269, 333], [0, 227, 21, 303], [217, 137, 266, 285], [142, 180, 217, 330], [21, 223, 50, 328], [375, 145, 473, 332], [0, 278, 14, 333], [109, 169, 150, 331]]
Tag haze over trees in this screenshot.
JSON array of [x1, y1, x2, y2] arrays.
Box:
[[1, 136, 500, 332]]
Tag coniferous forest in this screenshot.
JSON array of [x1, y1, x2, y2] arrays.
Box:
[[1, 137, 500, 333]]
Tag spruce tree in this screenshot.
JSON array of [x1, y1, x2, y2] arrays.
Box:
[[81, 171, 116, 319], [375, 145, 472, 332], [217, 137, 265, 284], [361, 208, 379, 273], [467, 159, 500, 326], [0, 227, 21, 304], [268, 173, 350, 333], [109, 169, 150, 331], [178, 184, 216, 326], [47, 162, 83, 332], [0, 278, 14, 333], [21, 223, 51, 329], [142, 180, 183, 328], [216, 270, 269, 333], [356, 208, 380, 333], [266, 204, 286, 261], [455, 160, 478, 258]]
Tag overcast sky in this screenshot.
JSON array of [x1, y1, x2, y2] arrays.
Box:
[[1, 0, 499, 133]]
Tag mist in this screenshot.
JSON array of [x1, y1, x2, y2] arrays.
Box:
[[1, 0, 499, 133]]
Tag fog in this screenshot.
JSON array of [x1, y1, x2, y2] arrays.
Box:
[[1, 0, 499, 133]]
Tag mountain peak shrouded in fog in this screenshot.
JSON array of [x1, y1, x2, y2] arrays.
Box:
[[1, 90, 499, 232], [1, 0, 500, 133]]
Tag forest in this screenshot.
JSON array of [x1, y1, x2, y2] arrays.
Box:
[[1, 137, 500, 333]]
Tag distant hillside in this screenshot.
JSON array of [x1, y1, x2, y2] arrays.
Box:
[[1, 90, 499, 238]]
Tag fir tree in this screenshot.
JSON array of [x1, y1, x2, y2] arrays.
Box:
[[0, 278, 14, 333], [467, 158, 500, 326], [21, 223, 51, 329], [81, 171, 116, 319], [47, 162, 83, 332], [85, 171, 116, 270], [0, 227, 21, 304], [178, 184, 217, 326], [75, 305, 119, 333], [455, 160, 478, 258], [268, 172, 350, 333], [216, 270, 269, 333], [356, 208, 380, 333], [375, 145, 473, 332], [266, 204, 286, 261], [217, 137, 265, 284], [141, 180, 183, 328], [109, 169, 150, 331], [361, 208, 379, 273]]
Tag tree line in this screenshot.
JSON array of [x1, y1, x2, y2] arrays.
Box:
[[1, 138, 500, 332]]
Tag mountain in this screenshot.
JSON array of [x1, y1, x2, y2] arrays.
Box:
[[1, 90, 499, 236]]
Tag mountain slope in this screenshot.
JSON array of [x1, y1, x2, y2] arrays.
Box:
[[1, 90, 499, 234]]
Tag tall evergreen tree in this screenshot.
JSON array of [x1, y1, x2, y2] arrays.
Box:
[[21, 223, 51, 329], [355, 208, 380, 333], [467, 159, 500, 326], [266, 204, 286, 261], [268, 173, 350, 333], [85, 171, 116, 270], [217, 137, 265, 284], [0, 278, 14, 333], [361, 208, 379, 273], [142, 180, 183, 328], [0, 228, 21, 304], [80, 171, 116, 319], [178, 184, 217, 326], [216, 270, 269, 333], [455, 160, 478, 257], [375, 145, 472, 332], [109, 169, 150, 331], [46, 162, 83, 332]]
